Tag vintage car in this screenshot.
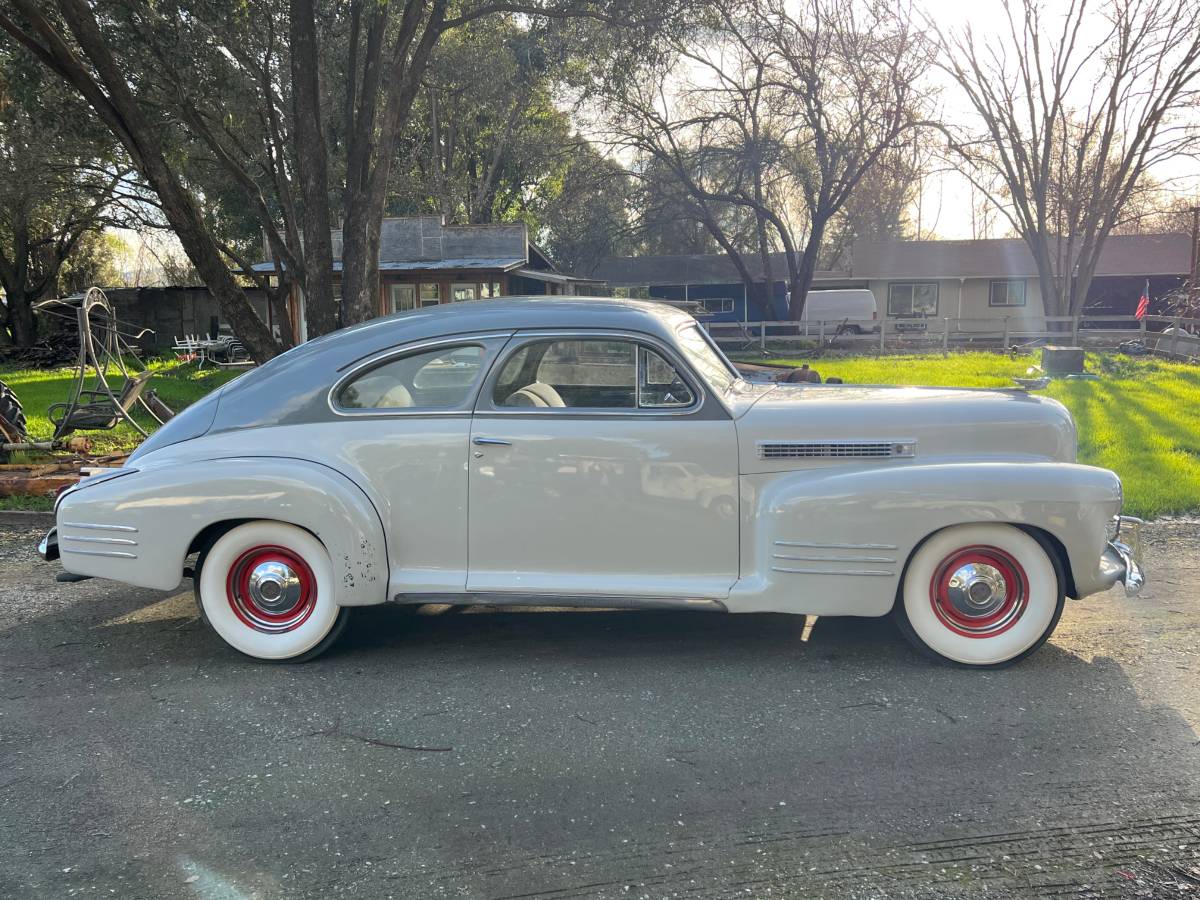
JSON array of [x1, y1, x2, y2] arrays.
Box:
[[38, 297, 1143, 667]]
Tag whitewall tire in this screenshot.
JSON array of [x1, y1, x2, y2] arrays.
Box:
[[894, 524, 1065, 667], [194, 521, 349, 662]]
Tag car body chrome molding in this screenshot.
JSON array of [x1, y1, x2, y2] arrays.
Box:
[[62, 521, 138, 533], [774, 540, 898, 551], [391, 591, 727, 611]]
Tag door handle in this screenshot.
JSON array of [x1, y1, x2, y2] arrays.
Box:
[[473, 437, 512, 446]]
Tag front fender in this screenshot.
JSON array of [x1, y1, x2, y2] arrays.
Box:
[[56, 457, 388, 605], [731, 461, 1123, 615]]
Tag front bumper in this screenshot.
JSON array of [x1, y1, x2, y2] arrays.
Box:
[[1098, 516, 1145, 597]]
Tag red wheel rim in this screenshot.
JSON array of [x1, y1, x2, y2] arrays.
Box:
[[929, 545, 1028, 638], [226, 545, 317, 633]]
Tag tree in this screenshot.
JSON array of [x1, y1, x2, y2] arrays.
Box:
[[0, 48, 135, 345], [596, 0, 931, 318], [938, 0, 1200, 317], [0, 0, 285, 361]]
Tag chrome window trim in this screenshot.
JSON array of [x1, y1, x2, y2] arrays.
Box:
[[327, 331, 514, 418], [474, 329, 709, 418]]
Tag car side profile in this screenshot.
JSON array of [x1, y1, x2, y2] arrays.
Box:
[[39, 297, 1144, 667]]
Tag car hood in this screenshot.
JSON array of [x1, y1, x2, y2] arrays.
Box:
[[737, 382, 1076, 474]]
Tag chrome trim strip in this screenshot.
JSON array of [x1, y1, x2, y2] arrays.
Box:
[[62, 521, 139, 533], [774, 540, 898, 550], [771, 566, 894, 576], [391, 591, 727, 611], [61, 547, 137, 559], [772, 553, 896, 563], [61, 535, 138, 546]]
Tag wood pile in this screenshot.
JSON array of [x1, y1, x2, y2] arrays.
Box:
[[0, 451, 127, 499]]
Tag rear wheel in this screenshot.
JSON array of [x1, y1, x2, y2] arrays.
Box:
[[194, 521, 349, 662], [893, 524, 1064, 667]]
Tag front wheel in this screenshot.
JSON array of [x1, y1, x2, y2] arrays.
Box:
[[893, 524, 1064, 667], [194, 521, 349, 662]]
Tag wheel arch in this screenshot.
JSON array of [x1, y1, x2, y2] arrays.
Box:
[[56, 456, 389, 606]]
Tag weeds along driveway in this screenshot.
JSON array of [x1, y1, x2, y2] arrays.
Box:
[[1, 522, 1198, 898]]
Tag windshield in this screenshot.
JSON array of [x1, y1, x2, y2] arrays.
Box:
[[676, 324, 739, 395]]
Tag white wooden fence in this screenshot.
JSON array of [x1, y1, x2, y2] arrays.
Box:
[[704, 314, 1200, 358]]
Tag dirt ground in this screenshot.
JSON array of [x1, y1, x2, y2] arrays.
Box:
[[1, 521, 1199, 899]]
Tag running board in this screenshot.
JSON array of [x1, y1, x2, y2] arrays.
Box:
[[391, 592, 727, 612]]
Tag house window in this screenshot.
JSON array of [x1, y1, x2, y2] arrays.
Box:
[[887, 282, 938, 317], [701, 297, 736, 314], [389, 284, 415, 313], [451, 282, 477, 302], [420, 283, 440, 306], [989, 279, 1026, 307], [479, 282, 502, 299]]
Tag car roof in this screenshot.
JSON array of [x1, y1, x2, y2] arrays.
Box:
[[208, 296, 701, 432]]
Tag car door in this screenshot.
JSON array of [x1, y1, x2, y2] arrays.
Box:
[[467, 331, 740, 600]]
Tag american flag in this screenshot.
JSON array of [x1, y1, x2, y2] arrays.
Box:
[[1135, 280, 1150, 319]]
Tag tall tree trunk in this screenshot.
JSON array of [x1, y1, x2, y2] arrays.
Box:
[[5, 0, 281, 363], [788, 218, 827, 320], [8, 292, 36, 347], [290, 0, 338, 339]]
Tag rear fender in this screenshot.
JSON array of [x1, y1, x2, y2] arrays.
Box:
[[56, 457, 388, 605]]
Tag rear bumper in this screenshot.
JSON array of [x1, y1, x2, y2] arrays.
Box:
[[1097, 516, 1144, 597], [38, 526, 59, 562]]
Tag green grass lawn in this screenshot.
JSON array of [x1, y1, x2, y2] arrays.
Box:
[[0, 359, 244, 455], [731, 350, 1200, 520]]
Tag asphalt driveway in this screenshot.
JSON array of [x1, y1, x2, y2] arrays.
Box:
[[1, 521, 1199, 899]]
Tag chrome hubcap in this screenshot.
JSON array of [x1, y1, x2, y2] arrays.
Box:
[[247, 561, 303, 614], [946, 562, 1008, 618]]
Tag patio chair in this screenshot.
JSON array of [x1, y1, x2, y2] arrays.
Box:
[[49, 370, 155, 438]]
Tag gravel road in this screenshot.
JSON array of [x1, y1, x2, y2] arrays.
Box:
[[1, 522, 1199, 899]]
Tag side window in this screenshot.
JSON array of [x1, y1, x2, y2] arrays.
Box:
[[337, 344, 484, 410], [493, 339, 695, 410], [640, 346, 694, 408]]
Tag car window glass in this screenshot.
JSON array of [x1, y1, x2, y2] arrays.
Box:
[[639, 347, 695, 408], [495, 339, 637, 408], [338, 345, 484, 410], [676, 325, 737, 394], [493, 339, 695, 410]]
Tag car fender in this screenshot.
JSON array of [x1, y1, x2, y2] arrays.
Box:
[[730, 460, 1123, 616], [56, 456, 388, 605]]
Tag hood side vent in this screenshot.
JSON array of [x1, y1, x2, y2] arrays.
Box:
[[758, 440, 916, 460]]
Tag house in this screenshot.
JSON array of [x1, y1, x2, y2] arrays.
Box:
[[252, 215, 602, 340], [589, 233, 1194, 326], [852, 233, 1193, 330]]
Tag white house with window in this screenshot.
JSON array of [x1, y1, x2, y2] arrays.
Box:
[[851, 234, 1191, 331]]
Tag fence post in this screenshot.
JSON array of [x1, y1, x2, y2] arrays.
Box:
[[1071, 315, 1080, 345], [879, 319, 887, 351], [1002, 317, 1010, 347], [1140, 317, 1147, 338], [1173, 317, 1183, 356], [818, 321, 825, 344], [760, 321, 766, 351]]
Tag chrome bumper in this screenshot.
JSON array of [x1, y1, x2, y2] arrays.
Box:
[[38, 526, 59, 562], [1098, 516, 1144, 597]]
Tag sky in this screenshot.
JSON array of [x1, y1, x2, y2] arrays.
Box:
[[909, 0, 1200, 239]]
